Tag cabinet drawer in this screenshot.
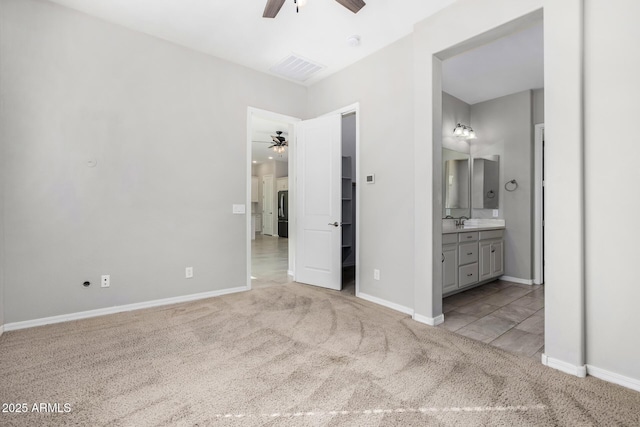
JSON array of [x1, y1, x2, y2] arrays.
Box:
[[459, 242, 478, 265], [442, 233, 458, 245], [458, 232, 478, 243], [479, 229, 504, 240], [459, 263, 479, 287]]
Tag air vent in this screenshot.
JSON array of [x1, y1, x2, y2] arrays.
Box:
[[269, 54, 325, 82]]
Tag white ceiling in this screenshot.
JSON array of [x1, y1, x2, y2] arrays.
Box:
[[442, 22, 544, 105], [47, 0, 456, 86], [252, 116, 290, 164]]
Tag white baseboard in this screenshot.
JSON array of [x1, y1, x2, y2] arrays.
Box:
[[3, 286, 248, 332], [587, 365, 640, 392], [500, 276, 534, 285], [0, 324, 4, 336], [541, 354, 587, 378], [287, 270, 294, 277], [413, 313, 445, 326], [357, 292, 413, 316]]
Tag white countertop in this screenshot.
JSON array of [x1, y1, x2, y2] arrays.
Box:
[[443, 225, 506, 234]]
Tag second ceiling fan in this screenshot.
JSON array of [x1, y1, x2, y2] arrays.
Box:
[[263, 0, 366, 18]]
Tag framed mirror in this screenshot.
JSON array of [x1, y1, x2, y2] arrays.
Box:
[[472, 155, 500, 209], [443, 148, 470, 218]]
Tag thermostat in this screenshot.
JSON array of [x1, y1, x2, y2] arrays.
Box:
[[366, 174, 375, 184]]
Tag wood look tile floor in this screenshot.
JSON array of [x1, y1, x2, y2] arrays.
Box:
[[251, 234, 356, 294], [439, 280, 545, 360]]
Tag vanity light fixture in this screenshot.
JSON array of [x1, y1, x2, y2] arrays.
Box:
[[453, 123, 477, 140]]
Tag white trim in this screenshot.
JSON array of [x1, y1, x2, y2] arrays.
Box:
[[500, 276, 534, 285], [586, 365, 640, 393], [0, 325, 4, 336], [3, 286, 248, 332], [413, 313, 445, 326], [534, 123, 545, 285], [541, 354, 587, 378], [358, 292, 413, 316], [287, 270, 294, 277]]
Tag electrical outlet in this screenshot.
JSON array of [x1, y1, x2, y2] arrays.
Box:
[[492, 209, 499, 218], [374, 269, 380, 280], [185, 267, 193, 279], [101, 274, 110, 288]]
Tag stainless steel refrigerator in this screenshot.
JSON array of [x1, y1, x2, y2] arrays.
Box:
[[277, 190, 288, 238]]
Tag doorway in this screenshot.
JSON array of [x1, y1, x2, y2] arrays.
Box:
[[246, 105, 360, 295], [247, 110, 298, 289], [436, 19, 546, 359]]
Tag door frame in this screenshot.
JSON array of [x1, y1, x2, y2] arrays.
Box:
[[246, 104, 360, 294], [534, 123, 545, 285], [246, 107, 301, 290]]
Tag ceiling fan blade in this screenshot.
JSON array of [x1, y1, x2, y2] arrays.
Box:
[[263, 0, 286, 18], [335, 0, 366, 14]]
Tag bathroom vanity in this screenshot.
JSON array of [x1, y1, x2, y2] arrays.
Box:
[[442, 147, 505, 296], [442, 226, 504, 296]]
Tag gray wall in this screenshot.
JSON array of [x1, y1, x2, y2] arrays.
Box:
[[533, 88, 545, 124], [442, 92, 471, 154], [442, 92, 471, 219], [470, 90, 533, 281], [585, 0, 640, 381], [307, 35, 414, 309], [0, 112, 4, 329], [0, 0, 306, 323]]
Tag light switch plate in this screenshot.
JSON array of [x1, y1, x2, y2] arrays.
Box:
[[492, 209, 499, 218], [232, 204, 246, 214]]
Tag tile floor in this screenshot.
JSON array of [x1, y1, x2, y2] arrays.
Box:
[[251, 234, 290, 288], [439, 280, 545, 360], [251, 234, 355, 293]]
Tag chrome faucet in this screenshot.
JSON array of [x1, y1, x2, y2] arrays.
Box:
[[458, 216, 469, 227]]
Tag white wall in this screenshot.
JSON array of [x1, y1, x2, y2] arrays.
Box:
[[308, 36, 415, 309], [0, 0, 306, 323], [584, 0, 640, 383], [470, 90, 533, 281], [253, 160, 281, 236]]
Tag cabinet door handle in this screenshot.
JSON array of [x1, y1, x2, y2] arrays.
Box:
[[467, 252, 473, 255], [491, 249, 496, 253], [467, 273, 473, 277], [466, 236, 472, 239], [442, 253, 445, 263]]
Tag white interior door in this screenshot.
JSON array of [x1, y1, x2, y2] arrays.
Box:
[[295, 114, 342, 290], [262, 174, 274, 235]]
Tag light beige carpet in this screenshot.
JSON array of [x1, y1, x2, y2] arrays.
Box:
[[1, 282, 639, 426]]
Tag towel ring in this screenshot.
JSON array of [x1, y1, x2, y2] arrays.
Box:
[[486, 190, 495, 199], [504, 179, 518, 192]]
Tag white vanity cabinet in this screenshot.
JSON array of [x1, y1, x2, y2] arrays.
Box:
[[442, 228, 504, 296]]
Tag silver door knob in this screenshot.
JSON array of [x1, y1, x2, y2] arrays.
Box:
[[328, 221, 341, 227]]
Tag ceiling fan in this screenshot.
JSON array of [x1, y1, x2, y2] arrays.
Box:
[[255, 131, 288, 154], [263, 0, 366, 18]]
